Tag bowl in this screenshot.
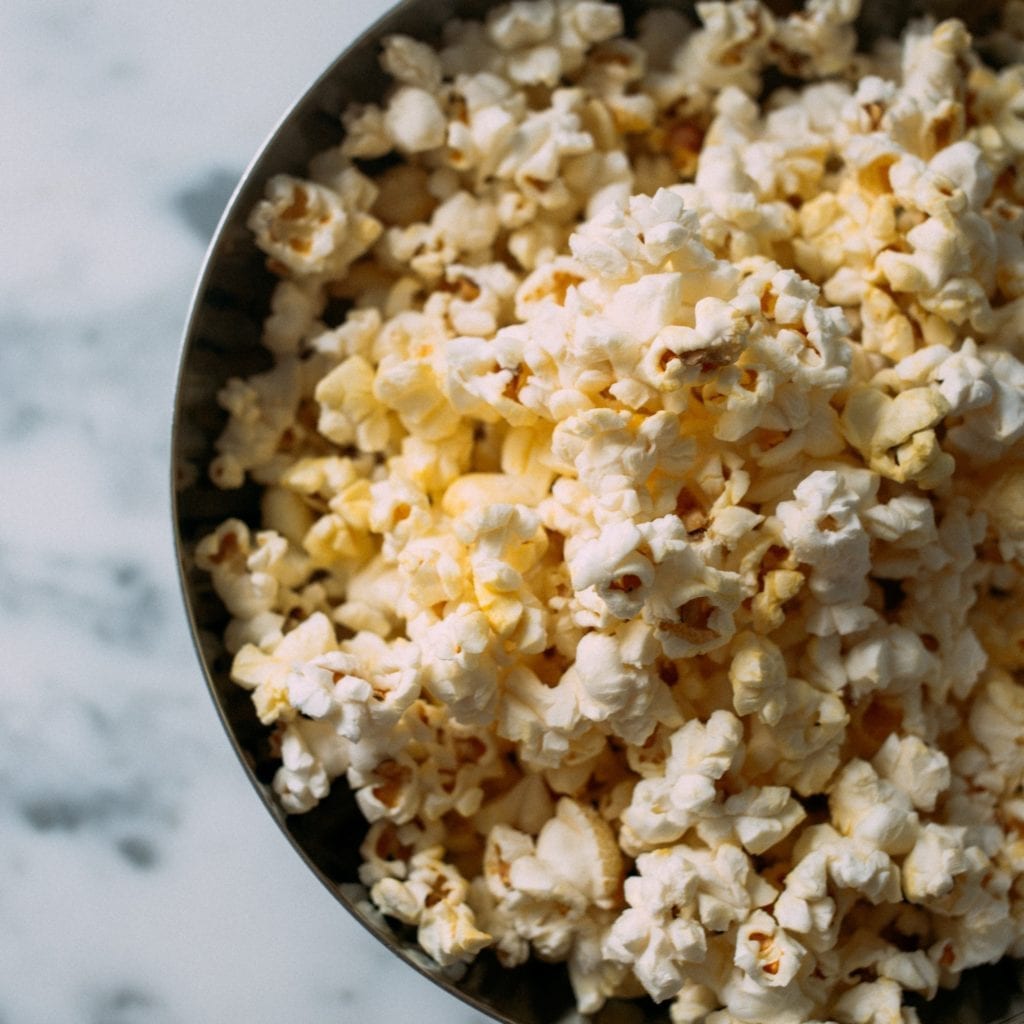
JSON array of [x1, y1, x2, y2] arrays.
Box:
[[172, 1, 1024, 1021]]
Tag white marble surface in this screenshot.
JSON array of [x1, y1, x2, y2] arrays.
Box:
[[1, 3, 491, 1022]]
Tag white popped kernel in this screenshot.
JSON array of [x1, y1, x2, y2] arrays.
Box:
[[248, 172, 381, 278], [829, 759, 919, 856], [603, 846, 708, 1002], [385, 87, 448, 153], [734, 909, 807, 988], [619, 711, 744, 853], [371, 848, 492, 965], [873, 734, 950, 813]]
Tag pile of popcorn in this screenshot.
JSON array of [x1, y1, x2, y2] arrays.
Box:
[[195, 0, 1024, 1020]]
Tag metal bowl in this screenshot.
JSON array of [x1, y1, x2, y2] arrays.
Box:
[[172, 1, 1024, 1021]]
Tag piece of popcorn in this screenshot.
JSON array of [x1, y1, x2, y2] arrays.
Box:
[[366, 475, 434, 559], [669, 980, 719, 1024], [453, 502, 548, 647], [644, 524, 744, 658], [696, 785, 807, 857], [384, 191, 501, 281], [314, 355, 394, 453], [945, 348, 1024, 461], [745, 679, 849, 796], [230, 611, 338, 725], [260, 277, 327, 356], [604, 846, 708, 1003], [969, 674, 1024, 792], [291, 631, 420, 746], [197, 520, 284, 621], [695, 842, 779, 932], [209, 353, 331, 489], [564, 910, 633, 1015], [333, 555, 405, 635], [553, 409, 695, 525], [718, 964, 818, 1024], [728, 630, 788, 725], [490, 88, 596, 200], [380, 34, 444, 91], [385, 86, 448, 154], [835, 927, 940, 1000], [563, 620, 681, 744], [776, 469, 871, 609], [675, 1, 775, 100], [734, 909, 807, 989], [357, 817, 446, 886], [223, 609, 285, 655], [646, 295, 754, 394], [339, 101, 392, 159], [872, 734, 950, 813], [471, 769, 556, 838], [787, 824, 903, 911], [829, 759, 919, 856], [901, 823, 970, 905], [619, 710, 742, 852], [772, 0, 859, 78], [498, 662, 599, 769], [979, 464, 1024, 562], [418, 603, 502, 724], [487, 1, 556, 51], [371, 847, 492, 966], [842, 624, 935, 701], [248, 172, 382, 279], [272, 717, 351, 813], [350, 699, 504, 824], [432, 261, 520, 338], [832, 977, 906, 1024], [375, 351, 463, 443], [476, 797, 623, 966]]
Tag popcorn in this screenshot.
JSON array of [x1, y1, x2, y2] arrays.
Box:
[[828, 759, 919, 855], [564, 621, 681, 744], [371, 848, 491, 966], [380, 34, 443, 92], [385, 87, 448, 154], [231, 611, 338, 724], [619, 710, 743, 853], [315, 355, 394, 452], [197, 520, 286, 622], [776, 469, 872, 612], [745, 677, 849, 796], [604, 845, 708, 1002], [210, 353, 332, 489], [734, 909, 807, 988], [872, 734, 950, 813], [772, 0, 859, 78], [901, 823, 969, 904], [728, 631, 787, 725], [198, 3, 1024, 1021], [248, 171, 381, 278], [272, 717, 351, 813], [418, 603, 502, 723], [474, 797, 623, 966], [262, 277, 327, 355], [696, 785, 807, 856]]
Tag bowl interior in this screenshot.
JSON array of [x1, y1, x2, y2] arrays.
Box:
[[172, 1, 1023, 1022]]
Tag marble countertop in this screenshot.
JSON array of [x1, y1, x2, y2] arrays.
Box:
[[1, 2, 489, 1021]]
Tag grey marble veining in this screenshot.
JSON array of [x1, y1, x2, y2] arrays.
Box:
[[1, 2, 490, 1021]]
